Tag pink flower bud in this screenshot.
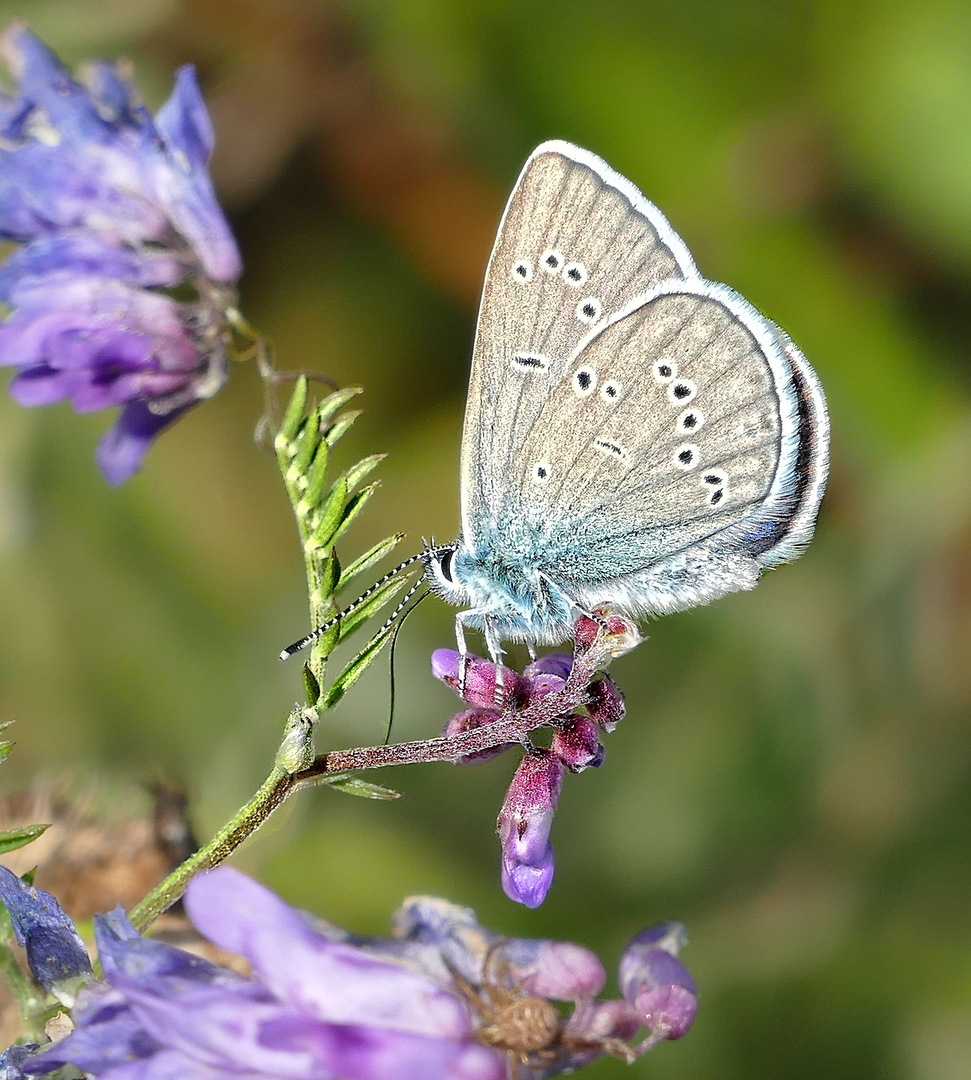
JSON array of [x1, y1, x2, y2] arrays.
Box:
[[441, 708, 510, 765], [497, 750, 564, 908], [587, 676, 625, 731], [552, 716, 604, 772], [431, 650, 527, 707]]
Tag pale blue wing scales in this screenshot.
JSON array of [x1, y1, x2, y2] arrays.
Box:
[[503, 281, 804, 596], [460, 141, 698, 547]]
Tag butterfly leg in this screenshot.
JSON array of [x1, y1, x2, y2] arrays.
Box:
[[483, 621, 507, 694], [537, 571, 600, 623], [455, 611, 471, 695]]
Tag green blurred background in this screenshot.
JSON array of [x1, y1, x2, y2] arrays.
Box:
[[2, 0, 971, 1076]]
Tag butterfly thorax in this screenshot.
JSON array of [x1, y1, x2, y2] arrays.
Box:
[[425, 537, 577, 646]]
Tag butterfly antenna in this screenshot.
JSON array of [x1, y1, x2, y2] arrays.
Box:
[[278, 545, 452, 660], [385, 587, 431, 745]]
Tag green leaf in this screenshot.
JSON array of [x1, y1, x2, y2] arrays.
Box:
[[313, 549, 340, 597], [277, 376, 309, 445], [322, 626, 394, 709], [0, 720, 15, 737], [330, 482, 379, 547], [342, 454, 385, 495], [337, 577, 406, 642], [293, 405, 321, 474], [303, 664, 321, 707], [313, 624, 341, 662], [326, 775, 401, 800], [305, 437, 330, 509], [0, 743, 12, 766], [317, 386, 361, 429], [325, 410, 362, 447], [0, 823, 49, 856], [310, 476, 348, 550], [338, 534, 405, 593]]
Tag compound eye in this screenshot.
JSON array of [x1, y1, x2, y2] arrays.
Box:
[[439, 549, 455, 583]]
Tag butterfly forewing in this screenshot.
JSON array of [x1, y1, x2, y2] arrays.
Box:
[[503, 282, 799, 583], [461, 141, 698, 544]]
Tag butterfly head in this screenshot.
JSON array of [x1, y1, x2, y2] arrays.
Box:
[[423, 543, 472, 607]]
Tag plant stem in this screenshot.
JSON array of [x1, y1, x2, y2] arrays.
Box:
[[127, 626, 625, 930], [0, 942, 46, 1041], [127, 765, 297, 932]]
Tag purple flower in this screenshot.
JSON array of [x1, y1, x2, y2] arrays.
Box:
[[391, 897, 695, 1076], [4, 872, 695, 1078], [497, 749, 564, 908], [618, 922, 698, 1044], [0, 1044, 40, 1080], [551, 716, 604, 772], [26, 867, 505, 1080], [0, 863, 92, 1004], [0, 24, 241, 483], [433, 634, 630, 907]]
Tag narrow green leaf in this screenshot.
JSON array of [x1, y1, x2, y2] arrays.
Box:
[[277, 376, 309, 445], [317, 386, 362, 428], [337, 577, 405, 642], [322, 626, 393, 709], [330, 482, 379, 547], [0, 720, 15, 737], [0, 743, 12, 766], [324, 410, 362, 447], [293, 405, 321, 474], [311, 620, 341, 662], [342, 454, 385, 495], [0, 823, 49, 856], [305, 437, 330, 508], [338, 534, 405, 593], [327, 775, 401, 800], [303, 664, 321, 708], [310, 476, 348, 550], [313, 549, 340, 598]]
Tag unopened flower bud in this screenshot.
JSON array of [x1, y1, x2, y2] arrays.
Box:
[[431, 650, 526, 707], [552, 716, 604, 772], [442, 708, 510, 765], [523, 653, 573, 681], [573, 612, 641, 662], [497, 750, 564, 909], [587, 676, 625, 731]]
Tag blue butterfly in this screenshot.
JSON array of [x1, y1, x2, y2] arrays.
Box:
[[420, 141, 829, 666]]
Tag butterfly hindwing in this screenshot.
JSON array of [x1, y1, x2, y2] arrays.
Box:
[[496, 281, 803, 585], [460, 141, 698, 545]]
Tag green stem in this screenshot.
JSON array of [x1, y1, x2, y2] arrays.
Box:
[[127, 765, 297, 932], [0, 942, 46, 1041]]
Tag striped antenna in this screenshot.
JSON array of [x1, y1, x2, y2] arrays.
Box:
[[278, 544, 454, 660]]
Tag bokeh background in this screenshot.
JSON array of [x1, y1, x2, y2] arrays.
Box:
[[2, 0, 971, 1076]]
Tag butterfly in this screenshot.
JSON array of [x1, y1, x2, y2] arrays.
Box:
[[421, 140, 829, 666]]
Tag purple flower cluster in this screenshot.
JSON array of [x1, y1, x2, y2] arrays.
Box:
[[0, 24, 241, 482], [0, 866, 696, 1079], [433, 615, 628, 908]]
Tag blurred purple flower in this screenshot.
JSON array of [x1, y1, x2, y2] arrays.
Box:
[[3, 870, 694, 1079], [618, 922, 698, 1044], [391, 896, 696, 1076], [0, 23, 241, 483], [0, 1043, 39, 1080], [25, 867, 505, 1080]]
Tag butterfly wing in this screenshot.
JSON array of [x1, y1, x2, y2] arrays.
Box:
[[460, 141, 699, 546], [494, 279, 827, 611]]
